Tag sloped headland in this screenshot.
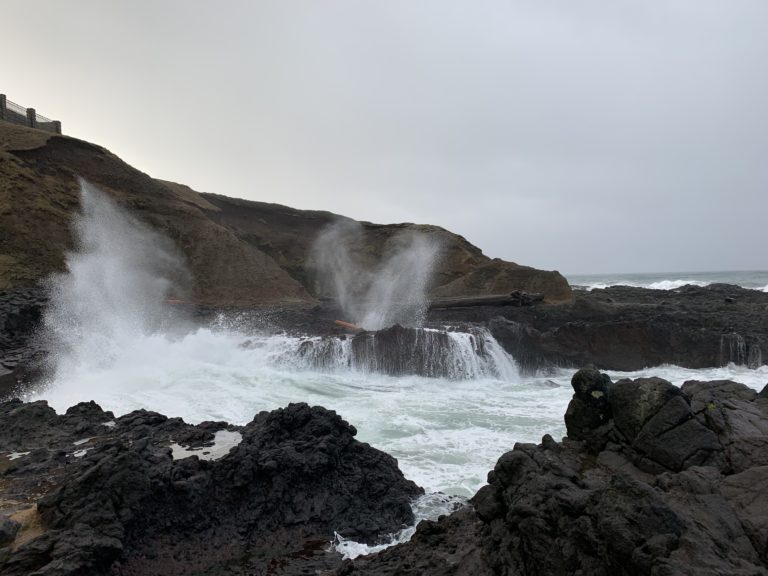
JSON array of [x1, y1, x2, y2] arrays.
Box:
[[0, 121, 570, 306]]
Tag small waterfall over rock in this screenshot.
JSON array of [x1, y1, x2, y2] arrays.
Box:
[[349, 325, 518, 380], [747, 343, 762, 369], [719, 332, 764, 369], [720, 332, 747, 366], [253, 325, 519, 380]]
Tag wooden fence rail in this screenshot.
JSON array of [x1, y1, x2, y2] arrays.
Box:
[[0, 94, 62, 134]]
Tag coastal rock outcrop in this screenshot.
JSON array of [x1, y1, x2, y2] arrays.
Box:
[[0, 400, 421, 575], [339, 369, 768, 575], [0, 287, 47, 398], [436, 283, 768, 372]]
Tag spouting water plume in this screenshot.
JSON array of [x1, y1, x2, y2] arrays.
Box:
[[309, 221, 442, 330], [40, 179, 191, 378]]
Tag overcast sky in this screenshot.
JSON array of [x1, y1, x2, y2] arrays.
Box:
[[4, 1, 767, 275]]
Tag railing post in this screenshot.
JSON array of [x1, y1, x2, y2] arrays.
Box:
[[26, 107, 37, 128], [53, 120, 62, 134], [0, 95, 6, 121]]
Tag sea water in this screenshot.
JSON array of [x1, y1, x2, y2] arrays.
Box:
[[27, 183, 768, 557], [30, 323, 768, 557], [568, 270, 768, 292]]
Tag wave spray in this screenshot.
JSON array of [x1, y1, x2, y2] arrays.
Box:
[[40, 180, 190, 380], [309, 221, 442, 330]]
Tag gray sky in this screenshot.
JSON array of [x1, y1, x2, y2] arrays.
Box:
[[4, 1, 767, 275]]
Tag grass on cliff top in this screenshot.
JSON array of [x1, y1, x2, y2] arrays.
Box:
[[0, 122, 52, 151]]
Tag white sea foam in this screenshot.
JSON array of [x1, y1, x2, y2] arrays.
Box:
[[607, 363, 768, 391], [29, 181, 768, 557], [334, 492, 465, 559], [32, 323, 570, 494], [577, 279, 711, 291], [170, 429, 242, 461], [571, 271, 768, 292], [647, 279, 710, 290]]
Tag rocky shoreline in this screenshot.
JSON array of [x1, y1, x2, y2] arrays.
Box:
[[0, 400, 421, 575], [342, 370, 768, 575], [1, 369, 767, 574], [2, 281, 767, 398]]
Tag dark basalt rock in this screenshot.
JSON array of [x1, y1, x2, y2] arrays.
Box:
[[340, 370, 768, 575], [454, 283, 768, 373], [0, 401, 421, 575], [349, 325, 488, 379], [0, 287, 48, 399], [564, 366, 614, 447], [0, 516, 20, 546]]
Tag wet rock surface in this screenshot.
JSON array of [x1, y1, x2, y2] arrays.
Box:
[[339, 369, 768, 575], [3, 283, 768, 396], [0, 400, 421, 575], [0, 286, 48, 398], [437, 283, 768, 372]]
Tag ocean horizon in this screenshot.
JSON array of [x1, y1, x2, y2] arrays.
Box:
[[566, 269, 768, 292]]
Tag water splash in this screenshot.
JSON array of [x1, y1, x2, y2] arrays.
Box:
[[309, 221, 441, 330], [244, 325, 519, 380], [40, 180, 190, 380], [334, 492, 466, 559]]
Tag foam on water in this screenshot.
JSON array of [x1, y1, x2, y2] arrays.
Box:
[[32, 324, 573, 495], [569, 270, 768, 292], [577, 279, 712, 291], [170, 430, 243, 461], [30, 183, 768, 557], [334, 492, 466, 559], [606, 363, 768, 390]]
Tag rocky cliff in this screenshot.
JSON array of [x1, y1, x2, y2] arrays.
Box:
[[0, 121, 571, 308]]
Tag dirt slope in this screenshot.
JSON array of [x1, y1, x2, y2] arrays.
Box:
[[0, 121, 571, 306]]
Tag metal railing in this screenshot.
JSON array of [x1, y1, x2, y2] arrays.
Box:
[[0, 93, 62, 134]]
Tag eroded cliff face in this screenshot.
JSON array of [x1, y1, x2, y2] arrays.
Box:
[[0, 121, 571, 307]]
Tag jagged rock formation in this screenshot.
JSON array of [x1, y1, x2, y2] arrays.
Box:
[[0, 400, 421, 575], [0, 287, 46, 395], [339, 369, 768, 575]]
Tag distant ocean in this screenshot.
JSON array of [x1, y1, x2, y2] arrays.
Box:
[[567, 270, 768, 292]]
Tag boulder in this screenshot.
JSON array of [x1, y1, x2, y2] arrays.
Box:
[[0, 516, 20, 547], [564, 366, 614, 446]]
